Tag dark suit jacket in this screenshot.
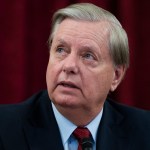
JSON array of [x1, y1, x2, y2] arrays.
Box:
[[0, 90, 150, 150]]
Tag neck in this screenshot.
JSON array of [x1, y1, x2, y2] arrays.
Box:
[[55, 104, 103, 126]]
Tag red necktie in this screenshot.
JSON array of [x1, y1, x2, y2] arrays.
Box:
[[73, 127, 92, 150]]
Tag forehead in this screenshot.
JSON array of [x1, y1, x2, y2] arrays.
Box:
[[53, 19, 110, 46]]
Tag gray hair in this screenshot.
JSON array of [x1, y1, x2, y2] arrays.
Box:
[[48, 3, 129, 68]]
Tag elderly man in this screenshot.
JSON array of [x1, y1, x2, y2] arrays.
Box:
[[0, 3, 150, 150]]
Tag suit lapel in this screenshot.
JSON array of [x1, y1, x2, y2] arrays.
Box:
[[23, 93, 64, 150], [96, 100, 132, 150], [23, 92, 132, 150]]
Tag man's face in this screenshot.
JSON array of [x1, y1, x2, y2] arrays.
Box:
[[46, 19, 120, 112]]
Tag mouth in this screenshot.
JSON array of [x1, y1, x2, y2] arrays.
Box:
[[57, 81, 79, 89]]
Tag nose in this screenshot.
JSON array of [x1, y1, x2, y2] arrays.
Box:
[[62, 53, 79, 74]]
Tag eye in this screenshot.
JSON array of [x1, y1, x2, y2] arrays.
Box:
[[83, 52, 95, 60], [56, 47, 65, 53]]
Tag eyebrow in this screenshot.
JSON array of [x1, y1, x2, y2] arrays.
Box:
[[57, 39, 68, 45], [55, 38, 101, 56], [79, 44, 102, 57], [80, 45, 95, 51], [57, 39, 95, 49]]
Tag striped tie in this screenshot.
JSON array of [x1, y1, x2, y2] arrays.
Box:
[[73, 127, 93, 150]]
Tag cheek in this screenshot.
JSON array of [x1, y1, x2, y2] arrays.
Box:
[[95, 70, 114, 93], [46, 62, 57, 89], [82, 69, 114, 99], [46, 64, 53, 89], [46, 59, 63, 89]]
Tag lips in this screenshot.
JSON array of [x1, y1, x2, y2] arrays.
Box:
[[57, 81, 79, 89]]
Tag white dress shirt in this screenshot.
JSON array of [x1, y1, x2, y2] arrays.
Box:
[[52, 102, 103, 150]]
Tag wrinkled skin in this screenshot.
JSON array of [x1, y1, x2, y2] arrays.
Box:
[[46, 19, 125, 125]]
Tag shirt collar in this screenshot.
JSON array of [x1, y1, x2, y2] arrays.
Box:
[[86, 108, 103, 142], [52, 103, 76, 145], [52, 102, 103, 145]]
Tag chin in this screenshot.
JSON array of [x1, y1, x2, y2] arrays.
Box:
[[53, 96, 81, 108]]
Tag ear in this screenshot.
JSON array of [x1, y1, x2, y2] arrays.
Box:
[[110, 65, 126, 92]]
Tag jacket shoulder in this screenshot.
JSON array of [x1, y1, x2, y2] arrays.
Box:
[[106, 98, 150, 126], [0, 90, 48, 126]]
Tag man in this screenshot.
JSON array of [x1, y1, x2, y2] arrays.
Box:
[[0, 3, 150, 150]]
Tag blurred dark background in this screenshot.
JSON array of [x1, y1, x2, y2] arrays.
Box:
[[0, 0, 150, 110]]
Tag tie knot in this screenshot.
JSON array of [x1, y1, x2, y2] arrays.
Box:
[[73, 127, 91, 142]]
